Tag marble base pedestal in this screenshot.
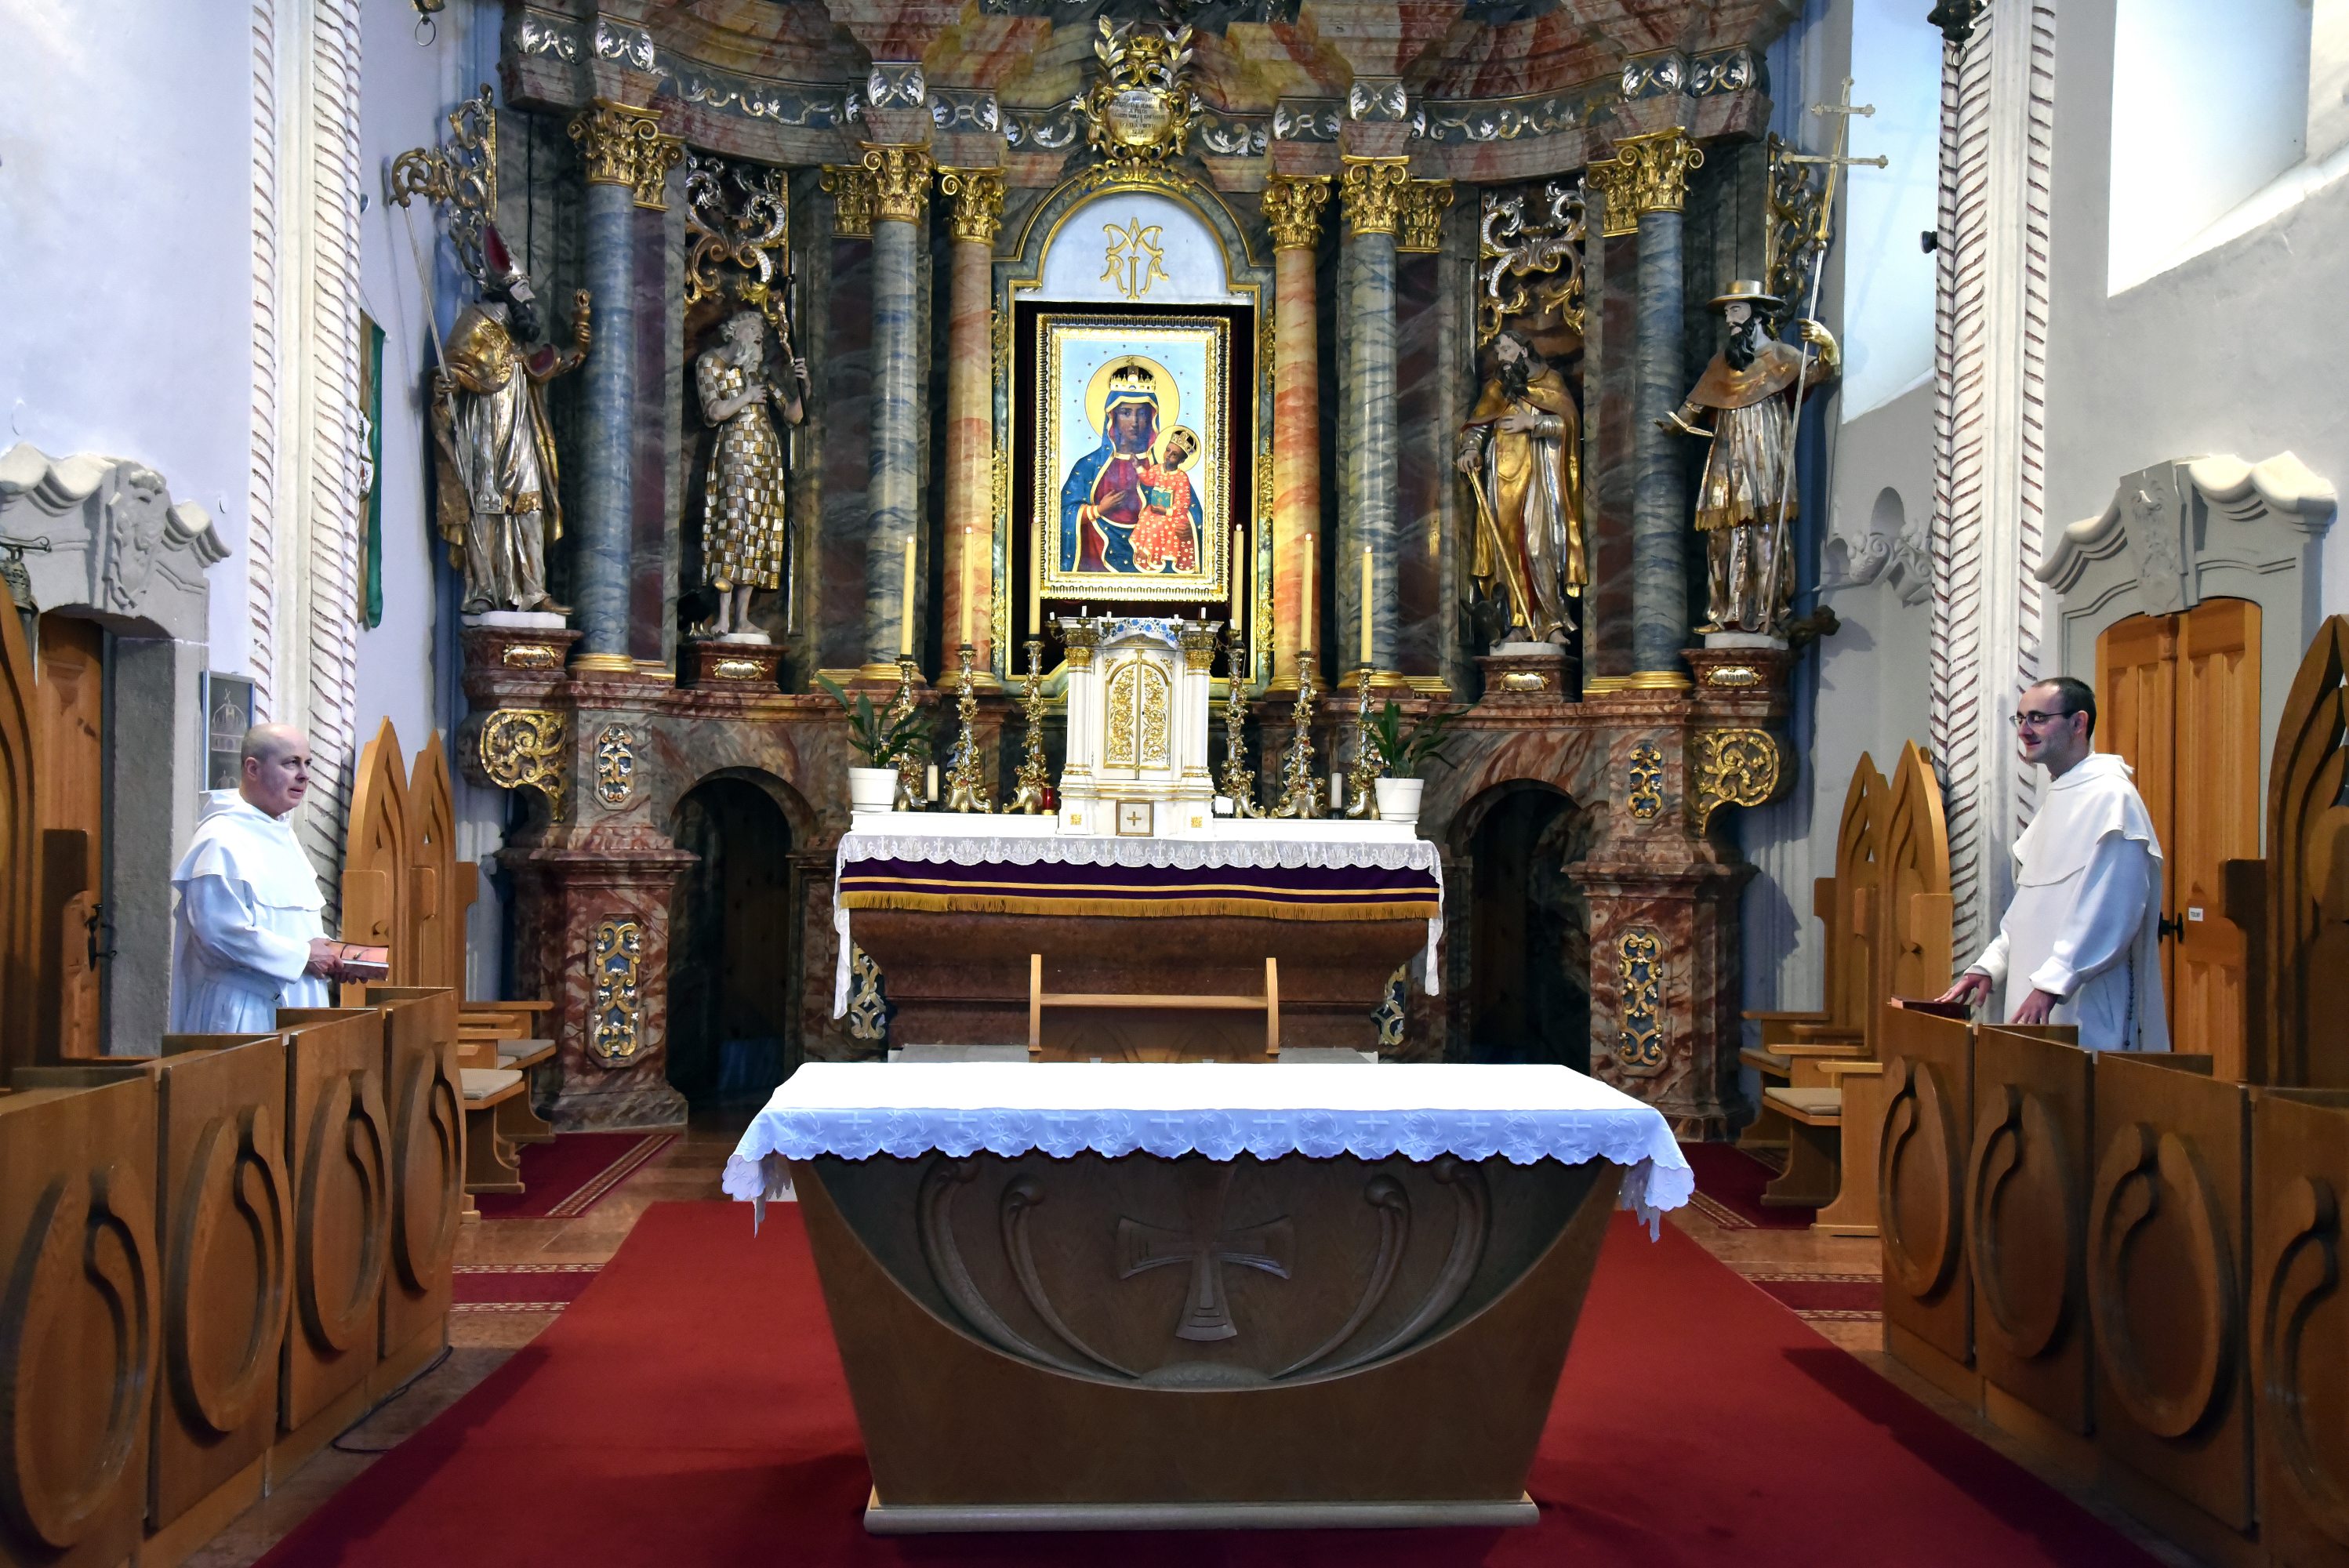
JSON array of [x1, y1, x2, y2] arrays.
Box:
[[1475, 647, 1574, 704], [684, 639, 783, 689]]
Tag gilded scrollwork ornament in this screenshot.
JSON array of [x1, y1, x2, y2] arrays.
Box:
[[1627, 741, 1665, 820], [1616, 929, 1665, 1071], [387, 83, 497, 281], [1690, 728, 1782, 829], [593, 723, 635, 808], [479, 708, 572, 820], [1477, 182, 1585, 344], [684, 154, 790, 311], [590, 918, 643, 1064], [1080, 20, 1198, 187]]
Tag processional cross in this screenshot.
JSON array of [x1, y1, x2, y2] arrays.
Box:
[[1117, 1165, 1293, 1342]]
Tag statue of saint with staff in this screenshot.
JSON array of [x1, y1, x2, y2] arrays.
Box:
[[1454, 327, 1586, 646]]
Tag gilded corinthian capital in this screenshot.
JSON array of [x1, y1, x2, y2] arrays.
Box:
[[860, 143, 935, 224], [568, 101, 673, 204], [1396, 179, 1454, 253], [937, 166, 1007, 245], [1588, 128, 1704, 237], [1339, 155, 1411, 238], [1262, 174, 1331, 251], [821, 163, 876, 238]]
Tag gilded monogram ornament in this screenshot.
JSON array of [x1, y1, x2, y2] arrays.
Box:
[[479, 708, 572, 820], [860, 143, 935, 223], [1691, 728, 1781, 829], [1101, 216, 1170, 299], [1339, 155, 1411, 238], [1616, 929, 1665, 1070], [938, 166, 1007, 245], [594, 723, 635, 808], [590, 918, 643, 1064], [1396, 180, 1454, 254], [1262, 175, 1331, 251], [821, 163, 876, 238]]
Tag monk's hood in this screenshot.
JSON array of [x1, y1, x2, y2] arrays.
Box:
[[2011, 752, 2163, 887], [172, 790, 326, 910]]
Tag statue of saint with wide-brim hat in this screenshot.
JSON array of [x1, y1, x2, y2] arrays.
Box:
[[1659, 278, 1839, 639]]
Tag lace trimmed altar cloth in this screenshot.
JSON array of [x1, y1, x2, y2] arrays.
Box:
[[724, 1061, 1692, 1232], [831, 814, 1445, 1018]]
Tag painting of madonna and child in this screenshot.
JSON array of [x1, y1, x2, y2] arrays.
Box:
[[1037, 314, 1233, 607]]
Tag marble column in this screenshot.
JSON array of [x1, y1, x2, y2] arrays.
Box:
[[1339, 155, 1409, 682], [860, 142, 933, 678], [938, 167, 1004, 681], [1262, 175, 1329, 688], [1592, 129, 1705, 691], [566, 101, 679, 674]]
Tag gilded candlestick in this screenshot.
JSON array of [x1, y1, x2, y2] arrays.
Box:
[[944, 642, 993, 812], [1011, 637, 1051, 814], [888, 654, 925, 811], [1270, 649, 1322, 819], [1218, 628, 1262, 817], [1345, 663, 1383, 818]]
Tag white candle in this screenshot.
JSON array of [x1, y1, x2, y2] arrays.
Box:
[[1302, 534, 1315, 655], [1329, 768, 1343, 809], [960, 525, 974, 648], [1360, 546, 1373, 668], [1233, 525, 1247, 648], [1028, 525, 1041, 638], [899, 534, 917, 657]]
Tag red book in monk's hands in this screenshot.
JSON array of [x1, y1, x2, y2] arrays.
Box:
[[332, 943, 391, 981]]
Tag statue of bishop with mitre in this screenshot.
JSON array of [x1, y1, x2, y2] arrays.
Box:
[[430, 223, 590, 618]]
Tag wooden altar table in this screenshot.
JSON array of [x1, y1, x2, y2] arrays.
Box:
[[833, 815, 1443, 1051], [726, 1062, 1690, 1533]]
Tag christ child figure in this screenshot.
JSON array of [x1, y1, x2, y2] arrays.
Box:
[[1129, 426, 1201, 573]]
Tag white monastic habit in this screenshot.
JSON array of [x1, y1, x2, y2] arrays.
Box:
[[1963, 752, 2169, 1051], [169, 790, 332, 1033]]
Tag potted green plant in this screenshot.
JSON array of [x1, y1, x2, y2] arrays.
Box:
[[1366, 700, 1456, 829], [817, 675, 931, 812]]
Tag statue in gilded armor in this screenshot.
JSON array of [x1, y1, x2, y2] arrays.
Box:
[[1454, 328, 1586, 646], [694, 308, 808, 639], [1662, 279, 1839, 637], [430, 223, 590, 618]]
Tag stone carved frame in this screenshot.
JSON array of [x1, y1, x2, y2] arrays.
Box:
[[2040, 452, 2336, 808]]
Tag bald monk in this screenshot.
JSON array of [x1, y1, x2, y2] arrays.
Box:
[[169, 724, 347, 1032]]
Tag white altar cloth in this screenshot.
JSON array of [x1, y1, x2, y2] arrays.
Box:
[[832, 814, 1446, 1017], [724, 1062, 1691, 1232]]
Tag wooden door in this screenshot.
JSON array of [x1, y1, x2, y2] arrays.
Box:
[[35, 616, 105, 1058], [2095, 601, 2262, 1074]]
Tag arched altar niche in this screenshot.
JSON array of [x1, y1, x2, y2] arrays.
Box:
[[996, 174, 1273, 670]]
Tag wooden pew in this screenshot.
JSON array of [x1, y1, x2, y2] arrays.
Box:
[[0, 1075, 158, 1568], [455, 1032, 530, 1200], [361, 987, 463, 1377], [2253, 1085, 2349, 1568], [1879, 998, 1977, 1401]]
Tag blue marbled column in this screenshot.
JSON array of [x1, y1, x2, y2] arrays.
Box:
[[865, 212, 920, 668], [1631, 208, 1689, 679], [1346, 225, 1399, 674], [575, 180, 637, 660]]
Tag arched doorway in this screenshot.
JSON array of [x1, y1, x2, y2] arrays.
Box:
[[666, 775, 797, 1106], [1459, 784, 1597, 1067]]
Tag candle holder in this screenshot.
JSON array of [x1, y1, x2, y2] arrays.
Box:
[[944, 642, 993, 813], [1010, 637, 1051, 814], [1218, 630, 1263, 818], [1270, 649, 1323, 819], [1345, 662, 1384, 819], [887, 654, 925, 811]]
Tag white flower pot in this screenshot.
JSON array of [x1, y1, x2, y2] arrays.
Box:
[[1374, 776, 1425, 829], [848, 766, 899, 813]]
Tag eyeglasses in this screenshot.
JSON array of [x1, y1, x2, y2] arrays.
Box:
[[2007, 710, 2077, 730]]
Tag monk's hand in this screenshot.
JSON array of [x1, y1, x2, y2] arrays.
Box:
[[1498, 409, 1540, 435], [2011, 988, 2061, 1026], [304, 938, 344, 980], [1936, 971, 1993, 1010]]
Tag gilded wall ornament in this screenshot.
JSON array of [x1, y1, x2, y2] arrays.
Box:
[[479, 707, 571, 819], [590, 918, 643, 1064], [1765, 135, 1828, 321], [1339, 155, 1411, 238], [1627, 741, 1665, 820], [593, 723, 635, 808], [1081, 20, 1198, 184], [500, 642, 561, 670], [684, 154, 790, 311], [1372, 963, 1410, 1049], [845, 943, 890, 1041], [712, 658, 764, 681], [821, 163, 876, 238], [1396, 180, 1454, 254], [387, 84, 496, 282], [937, 166, 1007, 245], [1616, 928, 1665, 1070], [1478, 182, 1585, 344], [860, 143, 935, 223], [1691, 728, 1781, 829], [568, 100, 675, 206], [1703, 664, 1763, 689], [1262, 174, 1330, 252]]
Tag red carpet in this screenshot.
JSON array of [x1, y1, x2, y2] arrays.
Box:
[[472, 1132, 674, 1219], [1682, 1141, 1816, 1229], [256, 1201, 2157, 1567]]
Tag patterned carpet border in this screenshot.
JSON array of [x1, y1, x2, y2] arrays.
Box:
[[548, 1134, 675, 1218]]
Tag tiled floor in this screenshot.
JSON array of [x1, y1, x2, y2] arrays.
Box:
[[186, 1116, 2195, 1568]]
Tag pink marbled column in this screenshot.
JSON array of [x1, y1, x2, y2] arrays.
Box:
[[941, 169, 1004, 676], [1273, 241, 1320, 686]]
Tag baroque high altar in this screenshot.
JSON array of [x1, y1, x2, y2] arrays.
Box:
[[426, 2, 1835, 1137]]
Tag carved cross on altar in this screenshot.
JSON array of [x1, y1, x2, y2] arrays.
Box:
[[1116, 1167, 1294, 1341]]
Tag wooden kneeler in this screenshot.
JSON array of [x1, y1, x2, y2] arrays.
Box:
[[1029, 953, 1280, 1062]]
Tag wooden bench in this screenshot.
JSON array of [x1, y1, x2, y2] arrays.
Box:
[[1029, 953, 1280, 1062], [457, 1039, 529, 1201], [1756, 1058, 1886, 1235]]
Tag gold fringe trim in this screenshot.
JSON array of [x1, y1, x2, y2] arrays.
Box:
[[840, 891, 1437, 922]]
